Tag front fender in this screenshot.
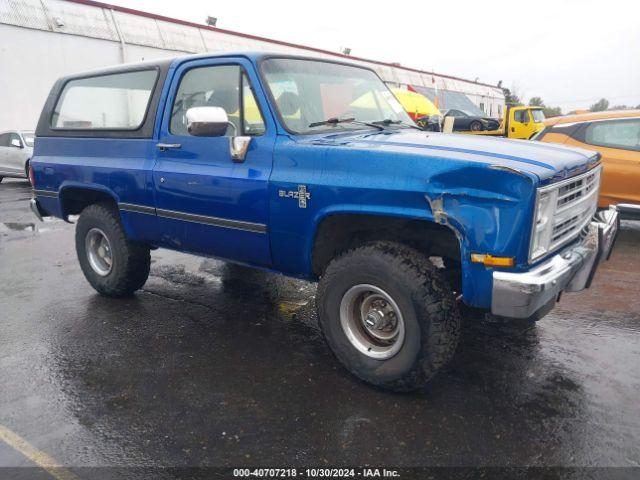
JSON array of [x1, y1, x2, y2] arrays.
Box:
[[422, 165, 537, 307], [307, 167, 536, 309]]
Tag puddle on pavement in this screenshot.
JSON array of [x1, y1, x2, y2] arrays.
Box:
[[0, 222, 36, 232], [147, 258, 318, 330], [0, 217, 64, 236]]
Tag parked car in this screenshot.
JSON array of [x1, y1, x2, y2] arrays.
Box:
[[535, 110, 640, 218], [442, 109, 500, 132], [30, 53, 618, 391], [0, 130, 34, 183]]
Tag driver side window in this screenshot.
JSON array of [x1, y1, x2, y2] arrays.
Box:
[[170, 65, 265, 136], [241, 73, 266, 136], [514, 110, 529, 123]]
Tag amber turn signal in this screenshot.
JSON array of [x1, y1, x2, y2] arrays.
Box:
[[470, 253, 515, 267]]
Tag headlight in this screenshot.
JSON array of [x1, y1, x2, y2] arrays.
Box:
[[529, 189, 558, 262]]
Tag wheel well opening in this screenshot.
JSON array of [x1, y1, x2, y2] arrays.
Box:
[[60, 188, 117, 218], [312, 214, 462, 290]]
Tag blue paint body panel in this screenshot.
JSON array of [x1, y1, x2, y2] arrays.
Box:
[[30, 52, 599, 310]]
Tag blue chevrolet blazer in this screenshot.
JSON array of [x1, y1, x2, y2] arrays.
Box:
[[29, 53, 619, 391]]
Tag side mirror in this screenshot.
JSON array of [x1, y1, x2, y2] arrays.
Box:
[[186, 106, 230, 137], [185, 106, 252, 163], [10, 138, 22, 148]]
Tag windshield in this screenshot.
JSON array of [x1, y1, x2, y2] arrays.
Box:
[[531, 109, 546, 122], [22, 134, 35, 147], [262, 58, 413, 134]]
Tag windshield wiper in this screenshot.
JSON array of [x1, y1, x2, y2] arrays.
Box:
[[371, 119, 423, 131], [308, 117, 384, 130]]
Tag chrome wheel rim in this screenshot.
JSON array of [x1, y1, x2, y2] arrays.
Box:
[[85, 228, 113, 276], [339, 284, 405, 360]]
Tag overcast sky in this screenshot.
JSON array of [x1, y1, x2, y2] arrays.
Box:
[[108, 0, 640, 113]]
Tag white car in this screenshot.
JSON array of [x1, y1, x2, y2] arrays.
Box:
[[0, 130, 34, 183]]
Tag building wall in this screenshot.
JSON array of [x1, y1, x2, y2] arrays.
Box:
[[0, 0, 505, 132]]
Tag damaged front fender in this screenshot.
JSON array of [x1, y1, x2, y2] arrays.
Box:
[[424, 165, 538, 308]]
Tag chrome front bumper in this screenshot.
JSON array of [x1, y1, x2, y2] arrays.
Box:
[[491, 206, 619, 319]]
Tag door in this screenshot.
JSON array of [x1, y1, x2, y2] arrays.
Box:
[[447, 110, 467, 130], [509, 109, 534, 139], [152, 57, 275, 266], [565, 118, 640, 207], [6, 133, 27, 175]]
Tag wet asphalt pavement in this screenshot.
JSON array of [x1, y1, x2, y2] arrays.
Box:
[[1, 178, 639, 477]]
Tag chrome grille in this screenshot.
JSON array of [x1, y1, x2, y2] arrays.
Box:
[[529, 166, 601, 262], [556, 170, 599, 208], [549, 168, 600, 251]]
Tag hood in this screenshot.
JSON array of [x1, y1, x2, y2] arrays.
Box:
[[302, 129, 599, 183]]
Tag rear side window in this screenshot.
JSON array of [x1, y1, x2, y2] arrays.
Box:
[[51, 70, 158, 130], [0, 133, 10, 146], [584, 119, 640, 151]]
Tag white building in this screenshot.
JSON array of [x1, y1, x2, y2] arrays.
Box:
[[0, 0, 505, 132]]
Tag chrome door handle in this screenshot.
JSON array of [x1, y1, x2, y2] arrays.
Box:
[[156, 143, 181, 151]]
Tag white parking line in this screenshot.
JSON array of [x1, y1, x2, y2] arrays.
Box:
[[0, 424, 80, 480]]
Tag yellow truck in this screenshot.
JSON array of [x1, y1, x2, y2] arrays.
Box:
[[467, 105, 546, 140]]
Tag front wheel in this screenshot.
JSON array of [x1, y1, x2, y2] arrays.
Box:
[[76, 203, 150, 297], [316, 242, 461, 392]]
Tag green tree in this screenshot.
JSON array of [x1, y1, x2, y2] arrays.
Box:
[[529, 96, 544, 107], [590, 98, 609, 112], [502, 87, 522, 106], [543, 106, 562, 117], [526, 96, 562, 117], [611, 105, 628, 110]]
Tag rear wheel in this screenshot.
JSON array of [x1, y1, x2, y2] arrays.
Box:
[[316, 242, 461, 392], [0, 177, 3, 184], [75, 203, 150, 297], [469, 120, 483, 131]]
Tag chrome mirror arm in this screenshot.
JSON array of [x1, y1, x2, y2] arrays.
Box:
[[230, 136, 251, 163], [226, 122, 238, 136]]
